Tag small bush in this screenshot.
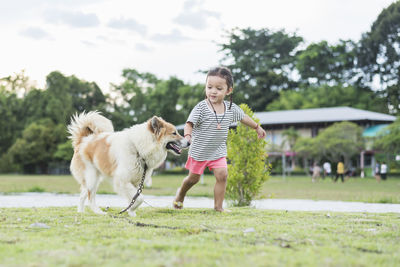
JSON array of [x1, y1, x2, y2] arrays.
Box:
[[226, 104, 270, 206], [28, 186, 45, 193]]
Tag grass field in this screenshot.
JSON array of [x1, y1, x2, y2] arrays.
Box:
[[1, 174, 400, 203], [0, 207, 399, 266]]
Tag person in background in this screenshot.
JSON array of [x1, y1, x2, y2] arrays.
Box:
[[323, 161, 332, 179], [334, 159, 345, 183], [312, 162, 321, 183], [374, 161, 381, 182], [380, 162, 388, 181]]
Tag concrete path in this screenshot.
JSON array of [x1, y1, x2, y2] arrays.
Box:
[[1, 193, 400, 213]]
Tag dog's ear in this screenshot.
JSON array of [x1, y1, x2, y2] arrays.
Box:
[[150, 116, 163, 135]]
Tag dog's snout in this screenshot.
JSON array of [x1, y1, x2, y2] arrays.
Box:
[[180, 138, 190, 148]]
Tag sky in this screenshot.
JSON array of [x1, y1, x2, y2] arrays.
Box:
[[0, 0, 395, 92]]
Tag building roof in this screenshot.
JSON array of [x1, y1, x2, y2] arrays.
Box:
[[176, 106, 396, 130], [254, 107, 396, 126]]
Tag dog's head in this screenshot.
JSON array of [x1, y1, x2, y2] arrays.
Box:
[[148, 116, 190, 155]]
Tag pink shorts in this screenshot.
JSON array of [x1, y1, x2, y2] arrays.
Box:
[[185, 156, 227, 175]]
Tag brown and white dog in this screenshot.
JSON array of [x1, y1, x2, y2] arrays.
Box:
[[68, 111, 189, 216]]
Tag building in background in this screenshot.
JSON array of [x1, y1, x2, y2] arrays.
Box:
[[254, 107, 395, 177]]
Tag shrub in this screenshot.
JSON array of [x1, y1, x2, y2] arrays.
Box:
[[226, 104, 270, 206], [28, 186, 45, 193]]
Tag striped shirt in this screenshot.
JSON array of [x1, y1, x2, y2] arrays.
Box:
[[187, 100, 245, 161]]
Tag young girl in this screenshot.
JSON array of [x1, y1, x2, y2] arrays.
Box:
[[173, 66, 267, 212]]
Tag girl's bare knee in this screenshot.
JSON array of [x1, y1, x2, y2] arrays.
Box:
[[214, 169, 228, 183], [187, 173, 201, 184]]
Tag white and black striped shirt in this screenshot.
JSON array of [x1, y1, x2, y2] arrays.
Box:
[[187, 100, 245, 161]]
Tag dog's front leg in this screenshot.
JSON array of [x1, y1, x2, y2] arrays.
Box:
[[144, 168, 153, 188], [113, 179, 144, 217]]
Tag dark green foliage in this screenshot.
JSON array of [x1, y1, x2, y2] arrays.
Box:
[[374, 117, 400, 153], [267, 84, 388, 113], [0, 89, 24, 155], [53, 140, 74, 162], [220, 28, 303, 111], [6, 119, 67, 174], [358, 1, 400, 114], [295, 122, 364, 167], [108, 69, 204, 130], [296, 40, 357, 85]]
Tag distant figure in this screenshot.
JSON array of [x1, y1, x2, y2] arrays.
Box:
[[323, 161, 332, 179], [374, 162, 381, 182], [345, 166, 356, 180], [312, 163, 321, 183], [380, 162, 388, 181], [335, 160, 345, 183]]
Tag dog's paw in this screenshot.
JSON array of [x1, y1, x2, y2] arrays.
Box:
[[92, 208, 106, 215], [128, 210, 137, 217]]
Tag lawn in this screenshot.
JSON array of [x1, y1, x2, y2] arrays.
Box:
[[1, 174, 400, 203], [0, 207, 399, 266]]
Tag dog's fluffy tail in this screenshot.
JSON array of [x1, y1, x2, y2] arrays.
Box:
[[68, 111, 114, 148]]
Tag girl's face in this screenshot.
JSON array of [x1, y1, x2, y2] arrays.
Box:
[[205, 75, 232, 104]]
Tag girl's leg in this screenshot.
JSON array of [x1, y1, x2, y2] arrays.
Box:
[[174, 172, 201, 206], [213, 168, 228, 212]]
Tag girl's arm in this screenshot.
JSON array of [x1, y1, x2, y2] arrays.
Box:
[[240, 115, 266, 139], [184, 122, 193, 143]]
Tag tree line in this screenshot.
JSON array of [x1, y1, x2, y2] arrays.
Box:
[[0, 1, 399, 173]]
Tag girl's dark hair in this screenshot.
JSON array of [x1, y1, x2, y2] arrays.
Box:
[[206, 66, 234, 109]]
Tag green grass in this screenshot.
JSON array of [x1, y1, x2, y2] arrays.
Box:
[[1, 174, 400, 203], [0, 207, 399, 266]]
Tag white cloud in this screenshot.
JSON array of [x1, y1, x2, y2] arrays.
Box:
[[135, 43, 153, 52], [173, 10, 220, 30], [151, 29, 191, 43], [19, 27, 51, 40], [173, 0, 221, 30], [107, 17, 147, 36], [43, 9, 100, 28]]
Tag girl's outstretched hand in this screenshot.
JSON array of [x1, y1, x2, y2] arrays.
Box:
[[256, 126, 267, 139]]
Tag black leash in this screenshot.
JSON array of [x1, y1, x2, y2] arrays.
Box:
[[119, 163, 148, 214]]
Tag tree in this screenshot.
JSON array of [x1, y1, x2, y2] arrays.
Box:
[[0, 70, 34, 97], [266, 84, 388, 113], [53, 140, 74, 162], [358, 1, 400, 114], [296, 40, 357, 85], [294, 137, 321, 174], [220, 28, 303, 111], [314, 122, 363, 166], [67, 74, 107, 113], [0, 72, 36, 156], [146, 77, 186, 125], [0, 89, 24, 155], [177, 83, 205, 120], [108, 69, 160, 129], [374, 117, 400, 153], [294, 122, 363, 170], [6, 119, 66, 173], [109, 69, 200, 129], [226, 104, 269, 206]]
